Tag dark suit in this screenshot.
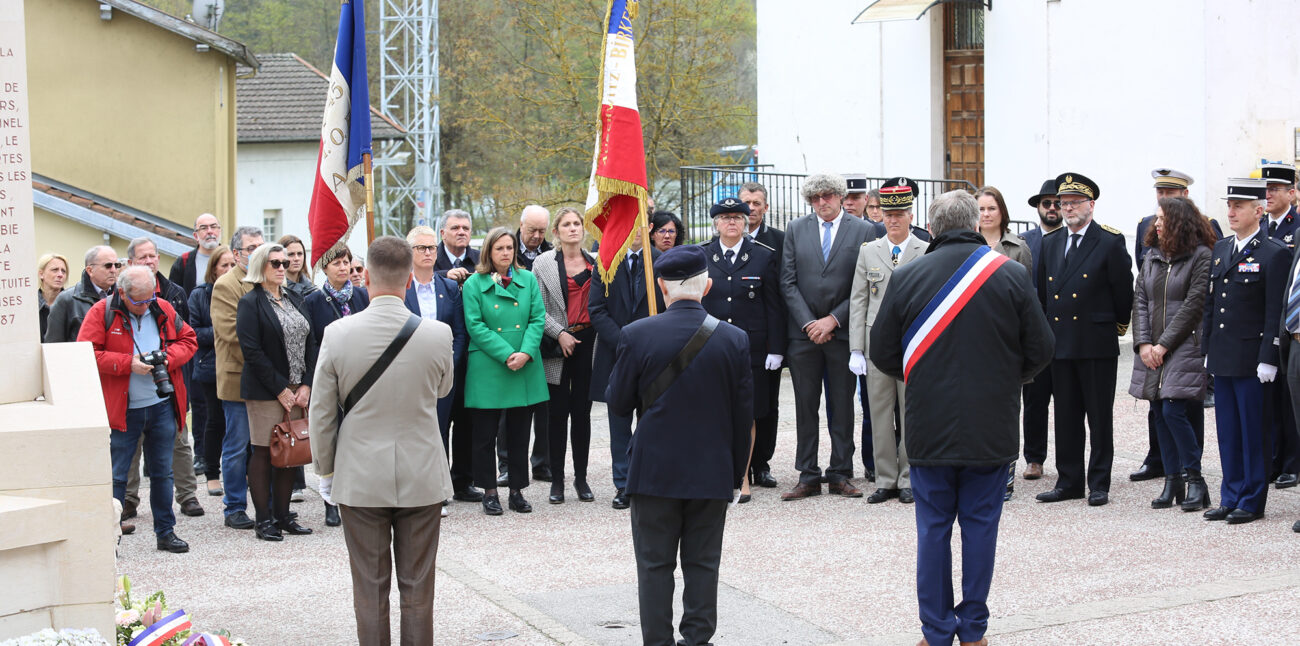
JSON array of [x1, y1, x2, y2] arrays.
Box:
[[606, 299, 751, 646], [1036, 222, 1133, 496], [1205, 233, 1290, 513], [235, 285, 319, 401], [1262, 207, 1300, 479], [515, 231, 553, 271], [1018, 225, 1055, 465], [589, 247, 665, 490], [433, 242, 479, 280], [404, 274, 473, 492], [781, 212, 877, 485], [750, 223, 787, 476]]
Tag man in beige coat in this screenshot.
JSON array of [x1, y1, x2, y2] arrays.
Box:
[[311, 236, 455, 646], [848, 180, 929, 504], [211, 226, 263, 530]]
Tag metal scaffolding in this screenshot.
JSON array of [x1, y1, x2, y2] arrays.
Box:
[[376, 0, 441, 236]]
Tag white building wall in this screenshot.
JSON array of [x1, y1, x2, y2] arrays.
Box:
[[236, 142, 370, 262], [755, 0, 943, 178]]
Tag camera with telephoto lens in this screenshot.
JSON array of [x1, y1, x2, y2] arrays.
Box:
[[139, 350, 173, 398]]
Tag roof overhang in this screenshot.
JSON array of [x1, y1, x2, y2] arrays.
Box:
[[33, 175, 196, 257], [852, 0, 990, 23], [100, 0, 259, 69]]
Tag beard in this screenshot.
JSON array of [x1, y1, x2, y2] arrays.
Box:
[[1039, 210, 1062, 227]]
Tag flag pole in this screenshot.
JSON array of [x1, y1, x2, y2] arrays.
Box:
[[640, 202, 657, 316], [363, 152, 375, 243]]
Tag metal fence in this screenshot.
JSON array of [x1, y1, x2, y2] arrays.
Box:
[[677, 165, 1035, 241]]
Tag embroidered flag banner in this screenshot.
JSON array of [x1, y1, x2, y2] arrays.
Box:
[[584, 0, 650, 285], [307, 0, 372, 270]]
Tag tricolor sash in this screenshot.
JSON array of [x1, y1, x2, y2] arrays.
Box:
[[902, 245, 1009, 382], [128, 609, 191, 646], [183, 633, 232, 646]]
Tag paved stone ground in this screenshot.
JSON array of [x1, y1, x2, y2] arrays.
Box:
[[119, 343, 1300, 644]]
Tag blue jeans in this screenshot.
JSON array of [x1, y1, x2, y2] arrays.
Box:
[[911, 463, 1008, 646], [113, 401, 177, 537], [221, 400, 252, 516], [1153, 399, 1202, 475], [608, 410, 633, 490]]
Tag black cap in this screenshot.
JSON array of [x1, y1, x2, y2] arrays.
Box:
[[657, 245, 708, 280], [1261, 163, 1297, 186], [879, 177, 918, 210], [1056, 172, 1100, 200], [1028, 179, 1057, 207], [710, 196, 751, 218]]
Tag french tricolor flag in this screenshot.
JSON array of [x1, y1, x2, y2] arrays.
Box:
[[307, 0, 372, 270], [584, 0, 650, 285]]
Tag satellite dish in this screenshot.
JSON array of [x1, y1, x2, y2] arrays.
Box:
[[191, 0, 224, 31]]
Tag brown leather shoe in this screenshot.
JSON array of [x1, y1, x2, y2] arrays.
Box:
[[120, 521, 135, 535], [916, 640, 929, 646], [781, 482, 822, 501], [828, 481, 864, 497], [1024, 463, 1043, 480]]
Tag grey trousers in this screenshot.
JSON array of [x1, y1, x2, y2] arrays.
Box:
[[126, 419, 197, 506], [340, 502, 443, 646], [630, 494, 728, 646], [788, 337, 857, 484], [867, 359, 909, 489]]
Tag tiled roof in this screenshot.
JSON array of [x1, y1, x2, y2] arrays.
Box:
[[33, 177, 196, 249], [236, 53, 406, 143]]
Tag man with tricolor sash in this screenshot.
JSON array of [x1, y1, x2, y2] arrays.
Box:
[[870, 190, 1053, 646]]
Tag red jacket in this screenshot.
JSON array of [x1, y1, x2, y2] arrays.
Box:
[[78, 294, 197, 433]]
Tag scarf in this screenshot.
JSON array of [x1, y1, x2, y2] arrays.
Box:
[[323, 281, 354, 317], [492, 267, 514, 289]]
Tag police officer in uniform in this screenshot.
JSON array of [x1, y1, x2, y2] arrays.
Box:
[[1035, 172, 1133, 507], [1261, 162, 1300, 489], [1203, 177, 1290, 525], [700, 197, 786, 502]]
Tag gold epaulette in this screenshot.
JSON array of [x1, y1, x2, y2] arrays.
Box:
[[1100, 224, 1122, 236]]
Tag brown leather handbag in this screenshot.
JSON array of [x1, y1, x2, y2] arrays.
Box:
[[270, 405, 312, 468]]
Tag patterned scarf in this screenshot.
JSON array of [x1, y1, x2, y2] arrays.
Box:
[[323, 281, 354, 317], [493, 267, 514, 289]]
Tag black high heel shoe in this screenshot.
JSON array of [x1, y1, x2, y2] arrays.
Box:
[[1151, 475, 1185, 509], [1182, 472, 1210, 512], [508, 488, 532, 513], [254, 520, 283, 542], [549, 482, 565, 504], [574, 478, 594, 502]]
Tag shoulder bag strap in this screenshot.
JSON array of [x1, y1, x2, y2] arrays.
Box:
[[639, 315, 719, 412], [342, 314, 422, 417]]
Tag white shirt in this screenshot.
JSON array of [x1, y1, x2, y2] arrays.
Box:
[[816, 211, 845, 252], [412, 274, 439, 320], [720, 238, 743, 261], [1064, 220, 1091, 255], [1235, 229, 1259, 255]]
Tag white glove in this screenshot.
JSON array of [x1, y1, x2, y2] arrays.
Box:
[[318, 474, 334, 505], [1257, 363, 1278, 383], [764, 354, 783, 370], [848, 350, 868, 376]]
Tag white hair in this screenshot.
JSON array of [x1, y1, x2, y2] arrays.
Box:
[[116, 265, 155, 296], [242, 243, 285, 284], [662, 272, 708, 301], [520, 204, 550, 225]]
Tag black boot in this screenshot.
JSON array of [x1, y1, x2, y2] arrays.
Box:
[[1182, 471, 1210, 512], [1151, 474, 1185, 509], [324, 502, 341, 527]]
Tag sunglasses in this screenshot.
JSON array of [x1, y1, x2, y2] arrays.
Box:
[[99, 261, 124, 270], [1039, 200, 1060, 209], [267, 259, 289, 269]]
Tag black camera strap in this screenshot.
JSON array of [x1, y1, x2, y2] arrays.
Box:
[[341, 314, 422, 418]]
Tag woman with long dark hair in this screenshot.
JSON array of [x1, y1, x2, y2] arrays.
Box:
[[1128, 196, 1216, 511]]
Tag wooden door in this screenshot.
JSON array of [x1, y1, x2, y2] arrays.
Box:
[[944, 3, 984, 188]]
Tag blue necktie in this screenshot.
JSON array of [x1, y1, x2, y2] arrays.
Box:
[[1287, 271, 1300, 333], [821, 221, 833, 261]]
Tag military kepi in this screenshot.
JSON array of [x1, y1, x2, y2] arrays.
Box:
[[709, 196, 750, 218], [1261, 162, 1296, 186], [879, 176, 918, 210], [657, 244, 708, 281], [1151, 168, 1193, 189], [1224, 177, 1267, 200], [843, 173, 869, 194], [1056, 172, 1100, 200]]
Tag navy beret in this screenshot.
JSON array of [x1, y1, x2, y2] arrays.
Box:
[[657, 245, 708, 280]]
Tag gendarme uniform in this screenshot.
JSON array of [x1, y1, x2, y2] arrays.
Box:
[[1035, 172, 1133, 504], [1261, 163, 1299, 249], [1262, 163, 1300, 486]]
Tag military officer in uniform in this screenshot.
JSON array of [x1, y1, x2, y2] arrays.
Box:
[[1130, 168, 1216, 483], [739, 182, 785, 490], [1035, 172, 1133, 507], [1203, 177, 1290, 525], [700, 197, 786, 503], [848, 178, 928, 505], [1262, 162, 1300, 490], [836, 174, 883, 482]]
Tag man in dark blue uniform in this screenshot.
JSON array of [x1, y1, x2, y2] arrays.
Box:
[[700, 197, 786, 502], [1018, 179, 1063, 481], [1035, 172, 1133, 507], [606, 245, 752, 646], [1129, 168, 1219, 483], [1203, 177, 1290, 525], [740, 182, 786, 491], [1261, 162, 1300, 490]]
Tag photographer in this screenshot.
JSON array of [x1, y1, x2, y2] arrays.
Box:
[[79, 265, 197, 553]]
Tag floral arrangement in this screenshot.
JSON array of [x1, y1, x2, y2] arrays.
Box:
[[114, 577, 247, 646], [0, 628, 109, 646]]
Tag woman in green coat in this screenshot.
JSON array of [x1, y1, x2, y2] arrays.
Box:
[[463, 227, 549, 515]]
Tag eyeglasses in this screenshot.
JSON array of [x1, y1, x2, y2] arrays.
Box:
[[237, 245, 259, 255], [1266, 185, 1294, 194], [1039, 200, 1060, 209], [412, 244, 437, 254], [350, 267, 364, 274], [654, 228, 677, 236], [809, 193, 837, 203], [267, 259, 289, 269], [195, 223, 221, 232], [98, 261, 124, 270], [123, 292, 156, 307], [1059, 199, 1090, 209]]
